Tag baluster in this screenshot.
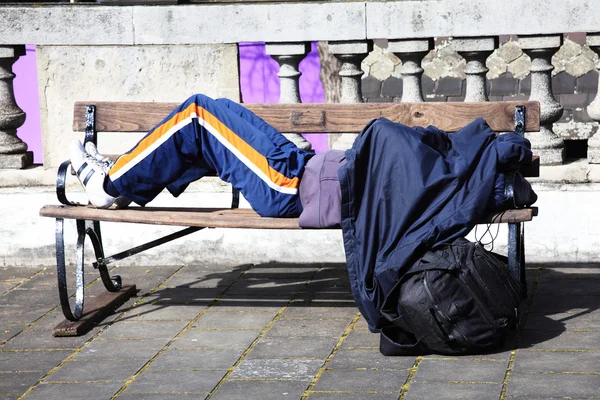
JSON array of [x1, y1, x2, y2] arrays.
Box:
[[453, 37, 498, 102], [519, 35, 565, 165], [585, 33, 600, 163], [266, 42, 312, 151], [388, 38, 434, 103], [328, 40, 372, 150], [0, 45, 32, 169]]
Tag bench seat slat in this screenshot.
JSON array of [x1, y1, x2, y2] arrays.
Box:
[[73, 101, 540, 134], [40, 205, 538, 229]]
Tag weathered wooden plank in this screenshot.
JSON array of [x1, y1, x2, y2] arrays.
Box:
[[73, 101, 540, 133], [40, 205, 537, 228], [52, 285, 137, 337], [41, 206, 305, 229]]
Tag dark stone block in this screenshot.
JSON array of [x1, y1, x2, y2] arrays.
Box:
[[488, 95, 504, 102], [247, 336, 338, 359], [211, 380, 308, 400], [577, 70, 599, 94], [0, 350, 71, 372], [422, 75, 435, 96], [559, 93, 590, 110], [381, 76, 403, 97], [312, 368, 408, 393], [503, 94, 529, 101], [149, 349, 241, 372], [361, 75, 382, 98], [366, 97, 391, 103], [25, 382, 125, 400], [499, 35, 511, 43], [506, 371, 600, 398], [123, 370, 224, 395], [229, 359, 323, 381], [513, 349, 600, 374], [413, 358, 508, 384], [435, 77, 463, 97], [489, 73, 518, 96], [552, 72, 577, 95], [405, 381, 502, 400], [447, 96, 465, 102], [573, 108, 593, 123], [567, 32, 586, 45], [424, 95, 445, 102], [564, 139, 589, 160], [47, 359, 147, 383], [518, 74, 531, 95], [373, 38, 388, 49], [558, 109, 573, 123], [0, 371, 46, 397]]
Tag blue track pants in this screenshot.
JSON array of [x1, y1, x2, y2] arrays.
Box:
[[108, 94, 314, 217]]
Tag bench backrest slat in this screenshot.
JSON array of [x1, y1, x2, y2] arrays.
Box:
[[73, 101, 540, 133]]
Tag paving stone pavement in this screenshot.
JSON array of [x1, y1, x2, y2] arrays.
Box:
[[0, 262, 599, 399]]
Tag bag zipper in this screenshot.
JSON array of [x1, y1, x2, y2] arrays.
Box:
[[423, 272, 475, 348], [453, 270, 499, 329], [474, 243, 522, 301], [468, 259, 516, 317]]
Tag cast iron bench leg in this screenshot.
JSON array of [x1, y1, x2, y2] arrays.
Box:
[[55, 218, 84, 321], [508, 221, 527, 297], [55, 218, 121, 321]]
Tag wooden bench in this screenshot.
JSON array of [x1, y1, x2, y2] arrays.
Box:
[[40, 100, 540, 336]]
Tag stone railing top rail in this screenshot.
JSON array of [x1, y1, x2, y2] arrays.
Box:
[[1, 0, 600, 45]]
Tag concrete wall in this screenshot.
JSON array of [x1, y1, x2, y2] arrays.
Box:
[[2, 181, 599, 267], [2, 0, 600, 268], [37, 44, 240, 168], [2, 1, 600, 45]]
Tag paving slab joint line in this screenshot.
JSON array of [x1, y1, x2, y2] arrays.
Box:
[[515, 371, 600, 376], [398, 355, 423, 399], [309, 390, 401, 395], [527, 348, 598, 353], [0, 265, 120, 348], [300, 312, 363, 400], [109, 263, 256, 399], [204, 266, 326, 400], [500, 265, 544, 400], [446, 380, 505, 384], [14, 265, 187, 400], [0, 267, 48, 298]]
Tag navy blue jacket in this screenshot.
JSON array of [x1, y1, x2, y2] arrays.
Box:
[[338, 118, 534, 331]]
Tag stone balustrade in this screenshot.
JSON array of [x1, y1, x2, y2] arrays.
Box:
[[2, 1, 600, 166], [0, 45, 32, 168]]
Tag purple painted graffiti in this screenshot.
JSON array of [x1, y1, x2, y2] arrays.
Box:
[[14, 45, 42, 164], [239, 42, 327, 153]]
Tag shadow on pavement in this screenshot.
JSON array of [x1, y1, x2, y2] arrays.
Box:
[[110, 261, 600, 351]]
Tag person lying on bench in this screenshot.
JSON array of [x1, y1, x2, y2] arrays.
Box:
[[71, 93, 345, 228], [70, 94, 536, 229]]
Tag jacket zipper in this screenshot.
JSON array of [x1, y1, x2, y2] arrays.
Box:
[[423, 272, 475, 348]]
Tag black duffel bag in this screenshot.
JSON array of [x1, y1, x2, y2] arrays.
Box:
[[379, 238, 524, 356]]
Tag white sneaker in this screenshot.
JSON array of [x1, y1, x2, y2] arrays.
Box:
[[83, 142, 132, 209], [70, 140, 117, 209], [84, 142, 114, 169]]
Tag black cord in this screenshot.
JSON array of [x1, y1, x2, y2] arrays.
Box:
[[474, 209, 507, 251]]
